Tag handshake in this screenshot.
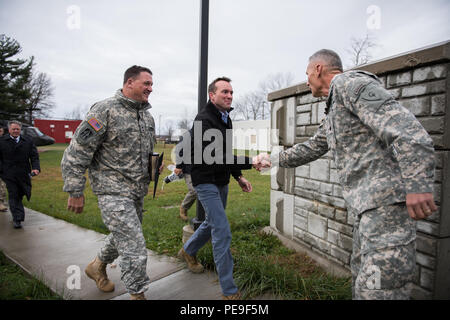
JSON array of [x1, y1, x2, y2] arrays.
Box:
[[252, 153, 272, 172]]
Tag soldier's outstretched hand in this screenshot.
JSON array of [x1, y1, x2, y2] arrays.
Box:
[[252, 153, 271, 172], [67, 195, 85, 214]]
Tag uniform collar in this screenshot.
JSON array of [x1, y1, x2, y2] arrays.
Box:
[[115, 89, 152, 112], [325, 70, 382, 114], [325, 81, 335, 115]]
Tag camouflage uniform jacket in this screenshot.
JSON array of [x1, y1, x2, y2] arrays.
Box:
[[277, 70, 435, 215], [61, 89, 156, 200]]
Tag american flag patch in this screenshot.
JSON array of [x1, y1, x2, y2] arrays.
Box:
[[88, 117, 103, 132]]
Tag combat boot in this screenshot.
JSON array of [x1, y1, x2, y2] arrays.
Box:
[[0, 203, 7, 212], [85, 256, 115, 292], [222, 291, 241, 300], [178, 248, 204, 273], [130, 292, 146, 300], [179, 207, 188, 221]]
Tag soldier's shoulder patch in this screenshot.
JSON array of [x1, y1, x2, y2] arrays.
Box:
[[353, 82, 368, 97], [75, 119, 103, 145], [360, 83, 391, 102], [78, 126, 94, 143], [88, 117, 103, 132]]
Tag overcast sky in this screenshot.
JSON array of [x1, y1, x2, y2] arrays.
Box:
[[1, 0, 449, 132]]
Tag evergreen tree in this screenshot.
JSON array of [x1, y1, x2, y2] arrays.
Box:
[[0, 34, 34, 121]]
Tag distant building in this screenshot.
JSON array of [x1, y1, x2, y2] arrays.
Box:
[[34, 119, 82, 144], [233, 119, 270, 152]]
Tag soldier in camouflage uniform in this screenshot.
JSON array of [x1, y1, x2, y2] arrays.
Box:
[[267, 49, 437, 299], [61, 65, 159, 300]]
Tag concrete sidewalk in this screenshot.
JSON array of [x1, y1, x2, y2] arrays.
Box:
[[0, 207, 223, 300]]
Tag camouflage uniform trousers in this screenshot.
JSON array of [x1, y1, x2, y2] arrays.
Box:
[[0, 178, 6, 205], [96, 195, 151, 295], [181, 173, 197, 210], [351, 204, 416, 300]]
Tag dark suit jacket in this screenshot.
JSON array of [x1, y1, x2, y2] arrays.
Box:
[[0, 135, 40, 200]]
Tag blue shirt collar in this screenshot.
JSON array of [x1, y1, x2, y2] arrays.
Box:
[[220, 111, 229, 124], [10, 135, 20, 143]]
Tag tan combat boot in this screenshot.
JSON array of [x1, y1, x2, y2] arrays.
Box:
[[179, 207, 188, 221], [222, 291, 241, 300], [85, 256, 115, 292], [130, 292, 146, 300], [0, 203, 7, 212], [177, 248, 204, 273]]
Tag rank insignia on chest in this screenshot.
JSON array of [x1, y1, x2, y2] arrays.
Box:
[[88, 118, 103, 132]]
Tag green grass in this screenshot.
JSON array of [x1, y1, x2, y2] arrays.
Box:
[[22, 142, 351, 300], [0, 251, 62, 300]]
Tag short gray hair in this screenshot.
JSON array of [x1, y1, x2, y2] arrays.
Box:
[[309, 49, 343, 72], [8, 120, 22, 128]]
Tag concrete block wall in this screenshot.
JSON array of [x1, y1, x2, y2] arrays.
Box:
[[267, 41, 450, 299]]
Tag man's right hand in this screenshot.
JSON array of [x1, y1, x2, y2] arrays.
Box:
[[174, 168, 183, 176], [67, 195, 85, 214]]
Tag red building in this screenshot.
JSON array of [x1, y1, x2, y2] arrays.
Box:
[[34, 119, 82, 144]]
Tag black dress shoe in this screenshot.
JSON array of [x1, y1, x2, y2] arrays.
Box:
[[13, 221, 22, 229]]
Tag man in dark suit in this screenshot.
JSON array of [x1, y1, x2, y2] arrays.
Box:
[[0, 120, 40, 228]]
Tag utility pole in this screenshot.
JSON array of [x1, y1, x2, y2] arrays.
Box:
[[190, 0, 209, 231], [197, 0, 209, 111]]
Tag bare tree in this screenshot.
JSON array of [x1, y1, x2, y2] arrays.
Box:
[[164, 119, 175, 137], [347, 33, 379, 68], [65, 104, 90, 120], [257, 72, 294, 119], [177, 108, 194, 130], [258, 72, 295, 95], [233, 91, 265, 120], [232, 72, 294, 120], [24, 72, 55, 124]]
